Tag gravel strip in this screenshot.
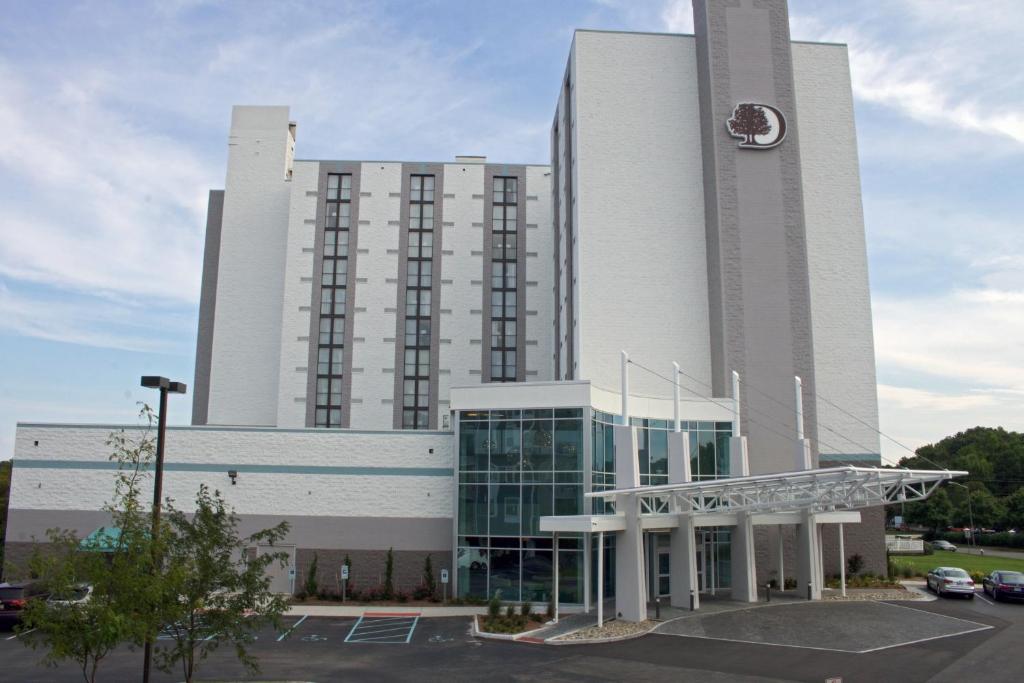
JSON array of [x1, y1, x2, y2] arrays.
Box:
[[822, 588, 923, 601], [553, 619, 655, 641]]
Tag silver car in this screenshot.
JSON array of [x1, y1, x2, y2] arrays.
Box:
[[933, 539, 957, 551], [927, 567, 975, 598]]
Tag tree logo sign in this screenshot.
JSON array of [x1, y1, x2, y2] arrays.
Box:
[[726, 103, 787, 149]]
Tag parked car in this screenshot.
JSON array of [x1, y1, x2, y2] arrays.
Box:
[[926, 567, 975, 598], [0, 581, 49, 627], [46, 583, 93, 608], [933, 540, 957, 552], [982, 571, 1024, 602]]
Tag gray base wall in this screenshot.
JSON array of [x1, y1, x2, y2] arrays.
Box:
[[294, 548, 451, 597], [753, 506, 887, 586]]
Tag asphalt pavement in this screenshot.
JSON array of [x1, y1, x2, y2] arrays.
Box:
[[0, 593, 1021, 682]]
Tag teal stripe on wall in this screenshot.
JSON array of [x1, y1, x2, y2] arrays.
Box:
[[15, 459, 453, 477]]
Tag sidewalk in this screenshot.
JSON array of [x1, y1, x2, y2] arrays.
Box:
[[286, 603, 489, 618]]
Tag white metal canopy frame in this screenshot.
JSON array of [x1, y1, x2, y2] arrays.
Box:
[[585, 465, 968, 517]]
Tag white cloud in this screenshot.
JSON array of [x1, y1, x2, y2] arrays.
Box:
[[878, 384, 1024, 464], [661, 0, 694, 34], [790, 5, 1024, 148]]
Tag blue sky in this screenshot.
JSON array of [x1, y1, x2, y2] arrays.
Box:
[[1, 0, 1021, 464]]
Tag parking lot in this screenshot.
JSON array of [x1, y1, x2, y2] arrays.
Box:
[[1, 594, 1023, 682]]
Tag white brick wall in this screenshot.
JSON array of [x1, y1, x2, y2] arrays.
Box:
[[571, 32, 712, 397], [11, 424, 454, 518], [525, 166, 554, 381], [438, 163, 485, 408], [793, 44, 881, 459], [208, 106, 293, 426], [349, 162, 403, 430], [275, 160, 320, 428]]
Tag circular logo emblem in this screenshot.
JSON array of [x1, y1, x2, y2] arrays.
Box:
[[726, 103, 786, 149]]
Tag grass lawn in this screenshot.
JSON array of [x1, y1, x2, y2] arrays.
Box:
[[891, 549, 1024, 577]]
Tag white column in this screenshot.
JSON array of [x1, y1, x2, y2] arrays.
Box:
[[613, 424, 646, 622], [583, 532, 591, 614], [731, 511, 757, 602], [794, 376, 812, 470], [838, 523, 846, 598], [732, 370, 741, 437], [669, 430, 698, 609], [621, 350, 630, 424], [597, 531, 604, 627], [553, 531, 559, 622], [673, 361, 682, 433]]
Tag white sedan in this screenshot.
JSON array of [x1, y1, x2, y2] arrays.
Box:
[[927, 567, 975, 598]]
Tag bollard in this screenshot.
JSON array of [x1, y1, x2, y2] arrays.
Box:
[[655, 596, 661, 620], [766, 583, 771, 603], [689, 589, 695, 611], [807, 582, 813, 601]]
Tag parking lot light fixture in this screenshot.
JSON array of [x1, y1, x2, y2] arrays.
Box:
[[139, 375, 187, 683]]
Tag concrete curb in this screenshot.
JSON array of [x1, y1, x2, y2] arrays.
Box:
[[286, 604, 488, 618]]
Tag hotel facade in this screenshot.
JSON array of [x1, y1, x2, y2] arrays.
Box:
[[6, 1, 954, 615]]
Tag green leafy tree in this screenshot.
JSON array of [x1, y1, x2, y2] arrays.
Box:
[[905, 487, 953, 533], [153, 484, 290, 683], [957, 487, 1006, 529], [19, 408, 161, 683], [1005, 488, 1024, 529], [0, 459, 11, 580]]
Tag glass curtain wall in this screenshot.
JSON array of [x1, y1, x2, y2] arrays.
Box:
[[457, 409, 585, 603]]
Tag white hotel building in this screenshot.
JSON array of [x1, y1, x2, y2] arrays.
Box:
[[5, 1, 958, 615]]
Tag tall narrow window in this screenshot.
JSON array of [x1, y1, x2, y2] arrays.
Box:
[[491, 176, 518, 381], [315, 173, 351, 427], [403, 174, 434, 428]]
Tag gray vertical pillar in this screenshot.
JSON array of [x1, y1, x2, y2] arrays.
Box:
[[693, 0, 819, 474], [797, 509, 821, 599], [613, 424, 646, 622], [192, 189, 224, 426], [668, 431, 699, 609], [731, 511, 757, 602]]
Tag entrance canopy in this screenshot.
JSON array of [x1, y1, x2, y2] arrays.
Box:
[[541, 466, 966, 533]]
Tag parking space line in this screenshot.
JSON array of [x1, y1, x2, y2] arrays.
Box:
[[5, 628, 35, 641], [405, 616, 419, 643], [343, 615, 365, 643], [974, 593, 994, 606], [277, 614, 308, 642]]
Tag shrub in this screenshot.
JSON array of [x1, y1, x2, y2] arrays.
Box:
[[397, 590, 409, 603], [520, 600, 532, 618], [846, 553, 864, 576], [294, 590, 307, 602], [922, 541, 934, 555], [783, 577, 797, 590], [488, 592, 502, 619], [970, 571, 986, 584], [304, 553, 319, 597], [505, 604, 516, 619], [412, 583, 433, 601]]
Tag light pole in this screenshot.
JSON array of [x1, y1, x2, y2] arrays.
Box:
[[140, 376, 187, 683], [949, 481, 975, 555]]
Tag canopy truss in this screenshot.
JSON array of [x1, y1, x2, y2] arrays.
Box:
[[586, 466, 966, 517]]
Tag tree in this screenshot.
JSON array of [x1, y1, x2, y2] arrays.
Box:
[[304, 553, 319, 597], [727, 103, 771, 145], [384, 547, 395, 599], [0, 460, 11, 580], [19, 409, 160, 683], [153, 484, 290, 683], [960, 487, 1005, 529], [1005, 488, 1024, 529], [423, 554, 435, 599], [905, 487, 953, 533]]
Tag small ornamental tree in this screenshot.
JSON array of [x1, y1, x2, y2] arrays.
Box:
[[154, 485, 290, 683], [304, 553, 320, 597], [423, 554, 435, 597], [383, 547, 395, 599], [19, 406, 161, 683]]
